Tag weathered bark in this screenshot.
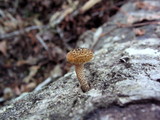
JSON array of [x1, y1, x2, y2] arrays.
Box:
[[0, 0, 160, 120]]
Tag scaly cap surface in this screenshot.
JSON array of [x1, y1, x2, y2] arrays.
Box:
[[66, 48, 93, 65]]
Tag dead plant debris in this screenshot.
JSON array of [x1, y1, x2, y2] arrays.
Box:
[[0, 0, 127, 105]]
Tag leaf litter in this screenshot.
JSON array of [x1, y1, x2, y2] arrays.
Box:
[[0, 0, 128, 105]]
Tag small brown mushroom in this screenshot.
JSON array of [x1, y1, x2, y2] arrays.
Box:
[[66, 48, 93, 92]]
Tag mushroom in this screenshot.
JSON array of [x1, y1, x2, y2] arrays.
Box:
[[66, 48, 93, 92]]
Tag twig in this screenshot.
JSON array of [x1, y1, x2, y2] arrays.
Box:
[[56, 27, 72, 51], [92, 26, 118, 50], [0, 25, 48, 40], [91, 27, 103, 50], [80, 0, 102, 13], [34, 77, 52, 92], [36, 34, 49, 51], [49, 1, 79, 28]]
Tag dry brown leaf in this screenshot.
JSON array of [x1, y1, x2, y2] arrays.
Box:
[[3, 87, 14, 100], [16, 60, 28, 66], [50, 64, 62, 78], [25, 82, 37, 91], [133, 28, 146, 36], [21, 82, 37, 92], [2, 12, 27, 32], [16, 56, 39, 66], [23, 66, 40, 83], [0, 41, 7, 56], [14, 86, 22, 95]]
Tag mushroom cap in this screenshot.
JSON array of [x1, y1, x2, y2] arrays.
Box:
[[66, 48, 93, 64]]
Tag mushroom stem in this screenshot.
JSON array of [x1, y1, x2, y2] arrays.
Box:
[[75, 64, 90, 92]]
